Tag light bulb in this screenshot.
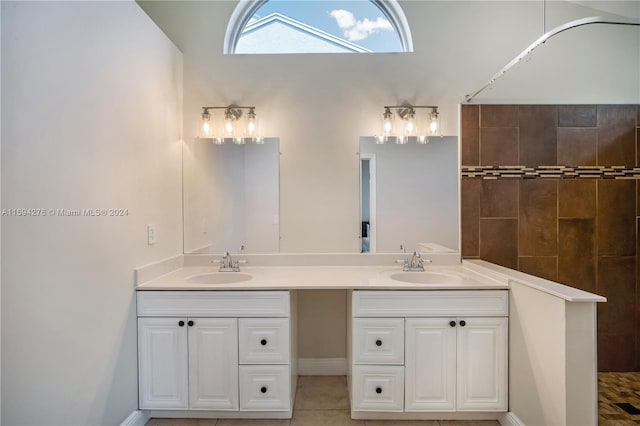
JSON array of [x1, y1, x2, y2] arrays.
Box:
[[225, 119, 234, 135], [247, 108, 257, 136], [405, 119, 415, 134], [224, 108, 235, 140], [382, 108, 394, 136], [200, 110, 213, 138], [429, 119, 438, 134], [429, 109, 440, 135]]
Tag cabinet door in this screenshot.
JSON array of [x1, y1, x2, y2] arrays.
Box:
[[138, 318, 189, 410], [188, 318, 239, 410], [457, 317, 508, 411], [405, 318, 456, 411]]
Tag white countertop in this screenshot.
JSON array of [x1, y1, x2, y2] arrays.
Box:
[[136, 264, 508, 291], [135, 254, 606, 302]]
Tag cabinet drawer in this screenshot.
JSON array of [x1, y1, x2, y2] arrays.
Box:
[[137, 291, 290, 317], [353, 290, 508, 317], [351, 365, 404, 412], [352, 318, 404, 365], [239, 365, 290, 411], [239, 318, 290, 364]]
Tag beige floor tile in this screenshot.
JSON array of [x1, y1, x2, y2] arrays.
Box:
[[365, 420, 439, 425], [290, 410, 364, 426], [216, 419, 289, 426], [294, 376, 350, 410], [438, 422, 500, 426]]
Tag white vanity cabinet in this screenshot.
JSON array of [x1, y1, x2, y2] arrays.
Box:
[[138, 317, 238, 410], [350, 290, 508, 418], [137, 291, 296, 418]]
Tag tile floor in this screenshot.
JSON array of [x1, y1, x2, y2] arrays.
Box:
[[598, 372, 640, 425], [146, 376, 499, 426]]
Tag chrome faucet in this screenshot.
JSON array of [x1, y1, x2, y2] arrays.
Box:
[[216, 251, 246, 272], [406, 251, 424, 272], [395, 251, 432, 272]]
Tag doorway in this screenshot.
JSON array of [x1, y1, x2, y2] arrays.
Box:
[[360, 154, 376, 253]]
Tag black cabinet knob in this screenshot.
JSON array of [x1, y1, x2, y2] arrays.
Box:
[[188, 320, 194, 327], [375, 339, 382, 347], [260, 339, 267, 346], [178, 321, 185, 327], [260, 386, 268, 394], [449, 321, 456, 327], [459, 320, 466, 327], [375, 387, 382, 394]]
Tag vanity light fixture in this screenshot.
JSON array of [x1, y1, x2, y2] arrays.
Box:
[[198, 105, 264, 144], [376, 105, 441, 144]]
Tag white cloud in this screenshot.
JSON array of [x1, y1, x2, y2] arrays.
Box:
[[330, 9, 356, 29], [329, 9, 392, 42]]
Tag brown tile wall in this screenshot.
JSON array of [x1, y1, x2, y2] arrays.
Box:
[[461, 104, 640, 372]]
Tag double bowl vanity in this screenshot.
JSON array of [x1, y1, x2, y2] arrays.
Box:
[[135, 256, 512, 421]]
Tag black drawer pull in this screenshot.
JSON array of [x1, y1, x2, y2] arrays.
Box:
[[375, 387, 382, 394], [459, 320, 466, 327], [260, 386, 268, 394], [178, 321, 185, 327], [449, 321, 456, 327], [375, 339, 382, 347], [260, 339, 267, 346], [188, 320, 194, 327]]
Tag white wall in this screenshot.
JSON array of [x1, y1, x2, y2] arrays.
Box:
[[1, 2, 183, 425]]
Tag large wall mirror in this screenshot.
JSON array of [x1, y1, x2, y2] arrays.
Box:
[[183, 138, 280, 254], [359, 136, 459, 253]]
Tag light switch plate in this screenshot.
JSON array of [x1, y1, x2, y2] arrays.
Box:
[[147, 224, 156, 245]]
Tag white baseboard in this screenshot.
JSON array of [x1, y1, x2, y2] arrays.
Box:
[[298, 358, 347, 375], [121, 410, 150, 426], [499, 411, 524, 426]]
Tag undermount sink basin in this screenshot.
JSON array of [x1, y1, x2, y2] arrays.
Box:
[[390, 271, 462, 284], [185, 273, 253, 284]]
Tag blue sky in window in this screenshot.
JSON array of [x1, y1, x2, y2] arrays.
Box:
[[248, 0, 402, 52]]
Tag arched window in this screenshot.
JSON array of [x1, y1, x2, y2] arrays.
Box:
[[224, 0, 413, 54]]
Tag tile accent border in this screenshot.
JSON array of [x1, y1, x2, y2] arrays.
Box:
[[462, 165, 640, 179]]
